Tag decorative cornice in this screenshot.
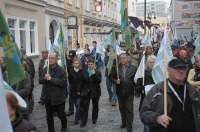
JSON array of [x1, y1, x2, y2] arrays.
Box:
[[4, 2, 37, 12]]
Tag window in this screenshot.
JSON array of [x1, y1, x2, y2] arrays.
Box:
[[86, 0, 90, 11], [75, 0, 80, 7], [67, 0, 72, 4], [7, 17, 38, 55]]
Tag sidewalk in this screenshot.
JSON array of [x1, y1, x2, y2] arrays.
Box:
[[30, 74, 143, 132]]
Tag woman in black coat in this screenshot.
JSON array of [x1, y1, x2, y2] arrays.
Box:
[[80, 59, 102, 127], [68, 58, 83, 124], [135, 55, 156, 132]]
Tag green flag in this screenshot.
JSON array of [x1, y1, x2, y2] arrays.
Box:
[[120, 0, 131, 49], [107, 47, 115, 76], [0, 10, 26, 86], [59, 23, 66, 68]]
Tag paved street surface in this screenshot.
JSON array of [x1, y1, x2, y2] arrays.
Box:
[[30, 73, 143, 132]]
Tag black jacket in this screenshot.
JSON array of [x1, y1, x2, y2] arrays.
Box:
[[109, 62, 137, 96], [68, 68, 82, 98], [12, 113, 38, 132], [39, 64, 67, 106], [135, 69, 155, 110], [81, 69, 102, 98], [140, 80, 200, 132]]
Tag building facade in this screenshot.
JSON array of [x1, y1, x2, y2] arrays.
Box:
[[136, 1, 167, 17], [169, 0, 200, 39], [128, 0, 137, 17], [0, 0, 121, 70], [0, 0, 46, 67]]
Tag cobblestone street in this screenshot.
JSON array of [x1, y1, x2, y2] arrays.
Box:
[[30, 74, 143, 132]]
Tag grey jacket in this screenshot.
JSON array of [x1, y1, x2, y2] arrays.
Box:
[[109, 62, 137, 96], [140, 80, 200, 132]]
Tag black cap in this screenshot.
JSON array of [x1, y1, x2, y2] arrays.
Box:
[[168, 58, 186, 68]]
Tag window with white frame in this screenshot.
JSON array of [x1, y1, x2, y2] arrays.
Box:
[[75, 0, 80, 7], [86, 0, 90, 11], [7, 17, 38, 55], [67, 0, 72, 4]]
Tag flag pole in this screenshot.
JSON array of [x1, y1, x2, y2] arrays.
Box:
[[163, 27, 167, 115], [47, 39, 51, 74], [142, 52, 145, 86], [164, 51, 167, 115], [94, 53, 97, 69], [115, 54, 119, 79]]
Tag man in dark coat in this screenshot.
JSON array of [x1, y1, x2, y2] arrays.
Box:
[[38, 50, 48, 105], [39, 52, 68, 132], [140, 58, 200, 132], [109, 53, 137, 132]]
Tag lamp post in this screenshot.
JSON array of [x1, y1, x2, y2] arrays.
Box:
[[147, 11, 156, 37]]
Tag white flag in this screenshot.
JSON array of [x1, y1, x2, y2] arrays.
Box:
[[116, 44, 126, 55], [96, 39, 105, 60], [134, 51, 145, 83], [152, 28, 174, 83], [0, 67, 13, 132]]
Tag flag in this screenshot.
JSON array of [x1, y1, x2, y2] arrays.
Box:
[[134, 51, 145, 83], [96, 39, 105, 60], [59, 24, 66, 68], [191, 34, 200, 63], [120, 0, 131, 49], [116, 44, 126, 55], [152, 28, 174, 83], [106, 27, 118, 76], [0, 66, 13, 132], [106, 47, 115, 76], [141, 31, 148, 45], [153, 27, 158, 42], [0, 10, 26, 86], [104, 33, 112, 45], [4, 80, 26, 108]]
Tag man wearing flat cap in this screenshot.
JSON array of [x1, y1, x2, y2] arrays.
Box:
[[38, 50, 48, 104], [140, 58, 200, 132]]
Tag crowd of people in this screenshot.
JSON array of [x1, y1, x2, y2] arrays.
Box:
[[1, 33, 200, 132]]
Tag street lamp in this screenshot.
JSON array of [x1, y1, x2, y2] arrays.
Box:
[[147, 11, 156, 37]]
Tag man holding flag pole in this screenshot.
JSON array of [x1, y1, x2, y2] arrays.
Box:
[[139, 28, 200, 132]]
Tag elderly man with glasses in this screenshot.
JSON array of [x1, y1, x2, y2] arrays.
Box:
[[140, 58, 200, 132], [39, 52, 68, 132]]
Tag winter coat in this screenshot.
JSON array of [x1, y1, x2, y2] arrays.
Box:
[[12, 113, 38, 132], [81, 69, 102, 98], [39, 64, 67, 106], [68, 68, 83, 98], [109, 62, 137, 96], [140, 80, 200, 132]]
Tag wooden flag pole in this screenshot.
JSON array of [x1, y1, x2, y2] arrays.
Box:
[[164, 51, 167, 115], [115, 54, 119, 79], [94, 53, 97, 69]]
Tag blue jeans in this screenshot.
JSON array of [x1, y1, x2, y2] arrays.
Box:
[[144, 124, 149, 132], [106, 77, 118, 102], [40, 85, 45, 102], [71, 98, 81, 121]]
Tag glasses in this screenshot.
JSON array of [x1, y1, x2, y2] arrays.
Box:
[[49, 57, 57, 60]]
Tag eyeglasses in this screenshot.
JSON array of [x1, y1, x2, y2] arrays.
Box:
[[49, 57, 57, 60]]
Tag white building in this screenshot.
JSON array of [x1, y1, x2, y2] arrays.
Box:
[[136, 1, 167, 17], [128, 0, 137, 17], [169, 0, 200, 39]]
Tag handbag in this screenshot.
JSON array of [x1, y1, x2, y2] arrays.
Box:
[[81, 89, 89, 97]]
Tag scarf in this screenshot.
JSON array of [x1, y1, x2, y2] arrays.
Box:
[[87, 69, 93, 77]]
